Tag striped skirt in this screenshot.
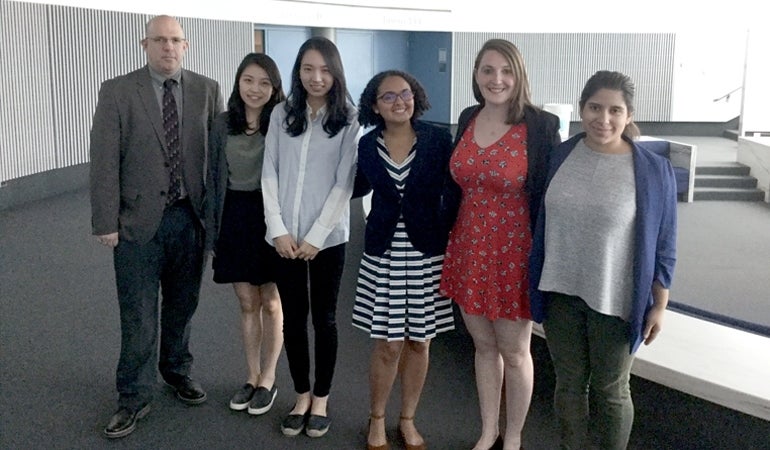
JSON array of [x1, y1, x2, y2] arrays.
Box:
[[352, 221, 454, 342]]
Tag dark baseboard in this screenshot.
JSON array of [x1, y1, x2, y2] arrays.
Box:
[[668, 301, 770, 339], [573, 121, 736, 137], [0, 117, 741, 211], [634, 121, 737, 137], [0, 163, 89, 211], [444, 120, 740, 140]]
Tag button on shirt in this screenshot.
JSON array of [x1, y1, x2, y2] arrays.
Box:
[[261, 101, 361, 250]]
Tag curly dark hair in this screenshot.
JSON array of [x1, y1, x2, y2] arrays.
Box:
[[358, 70, 431, 128], [226, 53, 285, 136], [284, 37, 351, 138]]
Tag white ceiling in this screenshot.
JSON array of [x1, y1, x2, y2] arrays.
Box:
[[19, 0, 761, 33]]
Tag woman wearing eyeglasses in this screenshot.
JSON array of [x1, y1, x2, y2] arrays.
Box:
[[352, 70, 456, 450]]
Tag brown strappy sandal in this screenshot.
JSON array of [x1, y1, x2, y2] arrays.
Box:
[[398, 415, 426, 450], [367, 413, 389, 450]]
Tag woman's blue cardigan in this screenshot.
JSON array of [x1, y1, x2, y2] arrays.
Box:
[[529, 133, 678, 353]]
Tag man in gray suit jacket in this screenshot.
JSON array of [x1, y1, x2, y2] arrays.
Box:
[[89, 15, 223, 439]]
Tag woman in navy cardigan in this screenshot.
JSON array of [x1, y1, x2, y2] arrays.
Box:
[[529, 71, 677, 449], [352, 70, 455, 450]]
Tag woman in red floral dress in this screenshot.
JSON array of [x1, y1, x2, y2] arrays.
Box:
[[440, 39, 561, 450]]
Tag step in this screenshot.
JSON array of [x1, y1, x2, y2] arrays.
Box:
[[695, 175, 758, 189], [693, 188, 765, 201], [695, 162, 750, 176]]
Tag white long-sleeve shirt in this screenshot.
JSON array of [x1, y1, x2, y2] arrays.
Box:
[[261, 101, 361, 250]]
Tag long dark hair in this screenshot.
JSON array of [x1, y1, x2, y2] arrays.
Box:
[[579, 70, 640, 138], [284, 37, 351, 138], [358, 70, 430, 128], [226, 53, 285, 136], [472, 39, 533, 124]]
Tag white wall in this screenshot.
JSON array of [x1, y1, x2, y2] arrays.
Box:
[[2, 0, 762, 185], [452, 32, 677, 125], [741, 28, 770, 135], [738, 137, 770, 202], [671, 31, 746, 122], [19, 0, 759, 33], [16, 0, 759, 126], [0, 1, 252, 184]]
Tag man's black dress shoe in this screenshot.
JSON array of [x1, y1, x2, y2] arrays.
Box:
[[164, 375, 207, 405], [104, 403, 150, 439]]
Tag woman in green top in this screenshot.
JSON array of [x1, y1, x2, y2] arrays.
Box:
[[205, 53, 286, 416]]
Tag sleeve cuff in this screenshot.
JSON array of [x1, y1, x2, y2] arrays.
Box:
[[267, 216, 289, 240], [303, 222, 332, 249]]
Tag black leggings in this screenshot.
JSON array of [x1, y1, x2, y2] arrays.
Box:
[[275, 243, 346, 397]]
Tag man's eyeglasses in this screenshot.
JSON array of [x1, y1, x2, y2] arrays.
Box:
[[146, 36, 187, 46], [377, 89, 414, 104]]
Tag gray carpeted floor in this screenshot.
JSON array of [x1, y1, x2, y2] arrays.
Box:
[[655, 135, 770, 334], [1, 189, 768, 449], [672, 201, 770, 333]]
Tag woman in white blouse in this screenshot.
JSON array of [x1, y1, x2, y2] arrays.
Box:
[[261, 36, 361, 439]]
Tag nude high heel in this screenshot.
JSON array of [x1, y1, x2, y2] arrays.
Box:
[[367, 414, 389, 450], [398, 416, 426, 450]]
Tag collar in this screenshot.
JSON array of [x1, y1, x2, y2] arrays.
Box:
[[306, 102, 327, 121], [147, 65, 182, 86]]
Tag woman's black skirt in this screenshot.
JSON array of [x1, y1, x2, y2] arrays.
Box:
[[212, 189, 278, 285]]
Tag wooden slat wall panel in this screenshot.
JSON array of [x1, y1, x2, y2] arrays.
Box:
[[181, 17, 254, 98], [0, 1, 252, 184], [1, 1, 56, 182], [48, 7, 146, 170], [451, 32, 675, 123]]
